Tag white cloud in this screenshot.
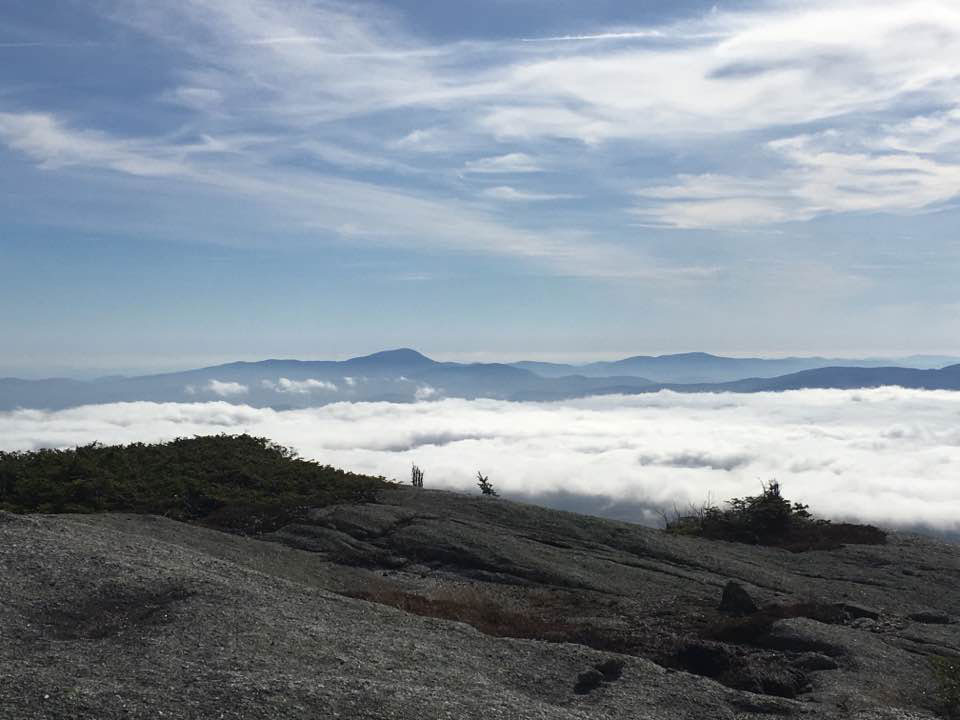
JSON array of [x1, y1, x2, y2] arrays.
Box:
[[520, 31, 669, 43], [0, 109, 685, 278], [389, 128, 457, 153], [112, 0, 960, 229], [414, 385, 439, 401], [0, 113, 184, 177], [876, 108, 960, 154], [485, 1, 960, 142], [633, 124, 960, 228], [481, 186, 576, 202], [3, 389, 960, 532], [163, 86, 224, 112], [301, 140, 417, 173], [206, 380, 249, 397], [462, 154, 542, 174], [4, 0, 960, 253], [263, 377, 338, 394]]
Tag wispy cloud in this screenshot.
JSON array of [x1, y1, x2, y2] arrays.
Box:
[[633, 124, 960, 228], [0, 113, 185, 177], [0, 41, 100, 49], [2, 0, 959, 263], [463, 153, 542, 174], [520, 31, 668, 43], [481, 186, 576, 202], [0, 111, 693, 278]]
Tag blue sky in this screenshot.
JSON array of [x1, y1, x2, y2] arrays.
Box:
[[2, 0, 959, 375]]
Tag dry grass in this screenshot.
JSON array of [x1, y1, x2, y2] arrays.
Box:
[[349, 586, 578, 642], [349, 584, 650, 655]]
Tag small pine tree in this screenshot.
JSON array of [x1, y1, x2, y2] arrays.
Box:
[[411, 464, 424, 488], [476, 472, 498, 497]]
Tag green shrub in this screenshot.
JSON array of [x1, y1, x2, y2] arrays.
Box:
[[476, 472, 498, 497], [665, 481, 886, 551], [0, 434, 394, 534]]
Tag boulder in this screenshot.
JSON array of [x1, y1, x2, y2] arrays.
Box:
[[575, 668, 606, 694], [719, 581, 758, 615]]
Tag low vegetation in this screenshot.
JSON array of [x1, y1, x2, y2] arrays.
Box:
[[0, 434, 394, 534], [931, 656, 960, 719], [410, 463, 424, 488], [665, 481, 886, 551], [348, 585, 645, 658], [476, 472, 498, 497], [349, 587, 577, 643]]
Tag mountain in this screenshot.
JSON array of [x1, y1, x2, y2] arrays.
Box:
[[719, 363, 960, 392], [3, 485, 957, 719], [513, 352, 960, 383], [2, 350, 959, 411], [523, 364, 960, 401], [0, 349, 656, 410]]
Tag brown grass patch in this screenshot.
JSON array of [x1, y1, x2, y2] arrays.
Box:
[[349, 586, 578, 642]]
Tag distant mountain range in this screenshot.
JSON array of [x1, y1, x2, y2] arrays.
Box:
[[513, 352, 960, 383], [2, 348, 959, 411]]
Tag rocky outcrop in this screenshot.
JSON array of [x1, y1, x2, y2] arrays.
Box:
[[1, 487, 957, 719], [719, 581, 759, 615]]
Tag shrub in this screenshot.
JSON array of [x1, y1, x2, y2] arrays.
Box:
[[411, 464, 424, 488], [476, 472, 498, 497], [665, 481, 886, 551], [0, 434, 394, 534]]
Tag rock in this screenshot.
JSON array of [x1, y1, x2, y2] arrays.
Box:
[[3, 487, 960, 719], [760, 619, 849, 657], [596, 658, 625, 682], [574, 668, 606, 694], [268, 524, 405, 568], [908, 610, 952, 624], [795, 652, 840, 671], [676, 642, 809, 699], [837, 603, 880, 620], [719, 581, 758, 615], [677, 642, 733, 677], [730, 661, 808, 699], [0, 511, 35, 526]]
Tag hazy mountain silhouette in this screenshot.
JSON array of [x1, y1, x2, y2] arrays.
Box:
[[2, 350, 958, 411], [714, 364, 960, 392], [513, 352, 959, 383]]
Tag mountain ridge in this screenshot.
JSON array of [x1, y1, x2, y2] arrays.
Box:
[[1, 349, 959, 411]]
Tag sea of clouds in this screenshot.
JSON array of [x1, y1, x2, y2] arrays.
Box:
[[3, 388, 960, 533]]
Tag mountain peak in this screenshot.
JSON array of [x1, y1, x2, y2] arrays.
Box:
[[656, 352, 719, 360], [347, 348, 434, 366]]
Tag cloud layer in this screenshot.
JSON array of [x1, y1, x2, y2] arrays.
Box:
[[3, 388, 960, 532]]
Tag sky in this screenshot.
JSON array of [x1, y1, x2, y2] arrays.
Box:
[[4, 388, 960, 533], [2, 0, 960, 375]]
